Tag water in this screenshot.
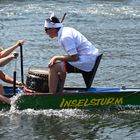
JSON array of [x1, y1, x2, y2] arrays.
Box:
[[0, 0, 140, 139]]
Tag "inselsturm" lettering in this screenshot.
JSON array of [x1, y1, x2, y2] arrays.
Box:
[[60, 97, 123, 108]]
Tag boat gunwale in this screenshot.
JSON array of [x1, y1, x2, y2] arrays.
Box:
[[3, 86, 140, 96]]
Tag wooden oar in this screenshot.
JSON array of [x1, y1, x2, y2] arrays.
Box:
[[20, 44, 24, 84], [13, 70, 16, 94], [13, 53, 18, 95]]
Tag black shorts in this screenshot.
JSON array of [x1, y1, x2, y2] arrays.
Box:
[[65, 62, 84, 73]]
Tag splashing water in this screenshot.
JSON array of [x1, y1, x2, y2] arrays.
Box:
[[10, 88, 24, 112]]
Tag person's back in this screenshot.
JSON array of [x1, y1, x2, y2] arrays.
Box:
[[59, 27, 98, 55]]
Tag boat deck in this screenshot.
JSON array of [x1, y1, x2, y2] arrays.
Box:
[[3, 86, 140, 95]]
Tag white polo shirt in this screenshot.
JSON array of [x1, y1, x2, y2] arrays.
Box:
[[58, 27, 99, 72]]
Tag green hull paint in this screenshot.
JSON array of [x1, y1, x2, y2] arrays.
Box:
[[1, 87, 140, 110], [0, 102, 10, 111], [16, 91, 140, 110]]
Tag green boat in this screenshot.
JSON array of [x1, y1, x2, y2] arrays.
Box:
[[1, 53, 139, 110], [0, 86, 140, 110]]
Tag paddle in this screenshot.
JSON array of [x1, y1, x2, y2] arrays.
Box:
[[13, 53, 18, 95], [20, 44, 24, 84]]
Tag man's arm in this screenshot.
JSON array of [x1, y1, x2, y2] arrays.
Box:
[[0, 40, 24, 58], [0, 54, 15, 67], [48, 54, 79, 68]]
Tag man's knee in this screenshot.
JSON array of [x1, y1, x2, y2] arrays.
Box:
[[49, 63, 62, 72]]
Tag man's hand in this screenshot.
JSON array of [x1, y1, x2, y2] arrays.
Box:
[[15, 40, 24, 47], [48, 57, 56, 68], [13, 52, 19, 59]]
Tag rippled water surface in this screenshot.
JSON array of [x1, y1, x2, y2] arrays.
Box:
[[0, 0, 140, 139]]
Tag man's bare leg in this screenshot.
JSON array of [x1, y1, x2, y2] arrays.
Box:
[[0, 94, 11, 104], [48, 63, 66, 94], [0, 85, 11, 104]]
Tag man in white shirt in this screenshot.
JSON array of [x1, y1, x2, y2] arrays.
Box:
[[44, 14, 99, 94]]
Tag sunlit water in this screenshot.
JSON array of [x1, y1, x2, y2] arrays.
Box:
[[0, 0, 140, 139]]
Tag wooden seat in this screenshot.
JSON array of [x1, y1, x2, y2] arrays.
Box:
[[68, 53, 103, 89]]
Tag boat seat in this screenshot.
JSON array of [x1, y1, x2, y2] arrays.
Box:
[[68, 53, 103, 89]]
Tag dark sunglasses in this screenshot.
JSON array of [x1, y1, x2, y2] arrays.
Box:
[[45, 28, 52, 32]]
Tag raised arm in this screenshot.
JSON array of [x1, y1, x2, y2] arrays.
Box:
[[0, 53, 17, 67], [0, 40, 24, 58]]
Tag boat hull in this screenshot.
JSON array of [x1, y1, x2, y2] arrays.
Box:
[[1, 87, 140, 110], [17, 90, 140, 110]]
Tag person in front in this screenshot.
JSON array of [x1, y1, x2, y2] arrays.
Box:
[[44, 13, 99, 94], [0, 40, 24, 104]]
